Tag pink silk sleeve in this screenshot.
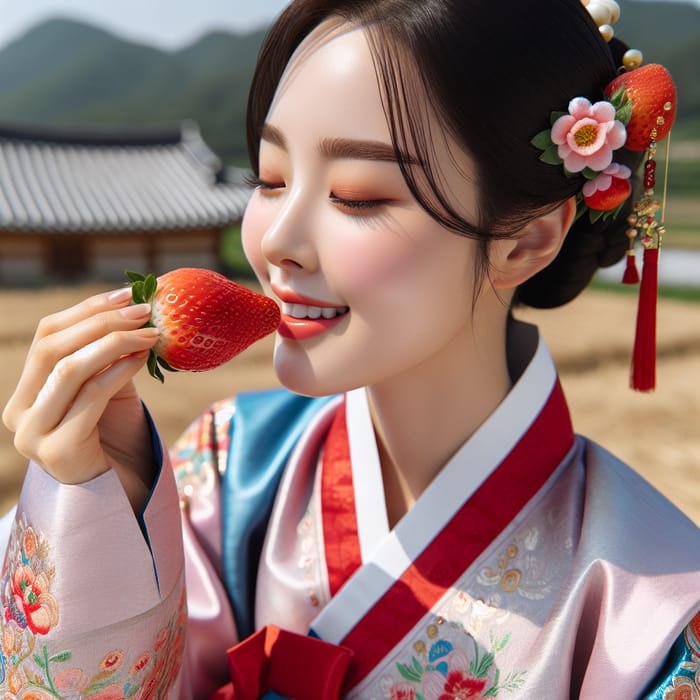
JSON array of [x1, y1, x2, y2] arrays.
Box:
[[0, 401, 239, 699], [0, 457, 188, 697], [172, 400, 241, 697]]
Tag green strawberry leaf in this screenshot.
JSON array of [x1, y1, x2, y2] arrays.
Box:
[[530, 129, 553, 150], [125, 269, 146, 283], [592, 201, 627, 223], [581, 167, 599, 180], [143, 273, 157, 302], [609, 88, 632, 125], [131, 280, 145, 304], [616, 101, 632, 126], [156, 356, 178, 373], [608, 86, 626, 108], [588, 207, 606, 224], [147, 351, 165, 383], [538, 145, 562, 166]]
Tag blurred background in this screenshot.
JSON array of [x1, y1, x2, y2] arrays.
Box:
[[0, 0, 699, 519]]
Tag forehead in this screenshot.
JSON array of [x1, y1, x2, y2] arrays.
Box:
[[263, 17, 478, 218], [266, 20, 390, 138]]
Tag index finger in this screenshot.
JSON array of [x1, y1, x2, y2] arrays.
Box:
[[28, 286, 133, 354]]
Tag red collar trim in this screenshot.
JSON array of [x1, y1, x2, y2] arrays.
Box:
[[321, 400, 362, 597], [326, 379, 574, 690]]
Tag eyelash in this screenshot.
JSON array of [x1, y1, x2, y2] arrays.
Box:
[[252, 176, 386, 215]]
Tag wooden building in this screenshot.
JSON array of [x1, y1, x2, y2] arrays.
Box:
[[0, 121, 252, 286]]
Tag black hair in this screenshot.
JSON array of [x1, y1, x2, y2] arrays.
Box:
[[246, 0, 642, 308]]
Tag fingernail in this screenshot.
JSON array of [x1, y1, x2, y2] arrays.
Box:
[[137, 327, 160, 338], [108, 287, 132, 304], [120, 303, 151, 319]]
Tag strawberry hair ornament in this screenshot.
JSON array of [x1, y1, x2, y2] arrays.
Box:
[[126, 268, 281, 382], [532, 0, 677, 392], [605, 63, 677, 392]]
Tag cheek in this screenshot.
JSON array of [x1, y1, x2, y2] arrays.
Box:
[[326, 218, 468, 306], [241, 198, 269, 281], [325, 222, 427, 295]]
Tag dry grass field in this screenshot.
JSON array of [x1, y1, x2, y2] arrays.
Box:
[[1, 284, 699, 523]]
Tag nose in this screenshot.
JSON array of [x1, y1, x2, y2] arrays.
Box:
[[260, 188, 318, 272]]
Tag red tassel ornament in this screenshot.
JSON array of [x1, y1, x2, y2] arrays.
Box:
[[631, 247, 659, 391], [622, 253, 640, 285], [622, 224, 640, 285], [627, 136, 667, 392]]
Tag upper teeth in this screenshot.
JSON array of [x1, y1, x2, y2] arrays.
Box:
[[283, 302, 349, 319]]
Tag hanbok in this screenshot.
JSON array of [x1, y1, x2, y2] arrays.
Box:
[[1, 324, 699, 698]]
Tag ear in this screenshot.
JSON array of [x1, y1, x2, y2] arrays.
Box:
[[489, 197, 576, 290]]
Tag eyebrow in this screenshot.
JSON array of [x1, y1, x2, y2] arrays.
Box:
[[260, 123, 417, 164]]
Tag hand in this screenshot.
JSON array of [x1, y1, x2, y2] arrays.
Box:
[[2, 287, 160, 512]]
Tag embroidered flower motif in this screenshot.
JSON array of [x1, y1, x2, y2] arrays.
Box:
[[15, 690, 54, 700], [663, 677, 700, 699], [390, 621, 526, 699], [129, 652, 151, 675], [173, 398, 235, 502], [0, 514, 186, 698], [4, 562, 58, 636], [422, 649, 478, 700], [99, 649, 125, 672], [438, 670, 487, 699], [382, 680, 417, 700], [22, 529, 38, 560], [550, 98, 626, 172], [54, 668, 90, 691]]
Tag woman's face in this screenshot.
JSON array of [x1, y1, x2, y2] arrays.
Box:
[[242, 22, 487, 397]]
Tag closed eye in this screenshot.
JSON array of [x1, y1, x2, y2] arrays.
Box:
[[330, 194, 388, 214], [250, 175, 285, 194]]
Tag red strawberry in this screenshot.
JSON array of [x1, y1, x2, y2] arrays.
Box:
[[583, 175, 631, 212], [127, 268, 280, 382], [605, 64, 676, 152]]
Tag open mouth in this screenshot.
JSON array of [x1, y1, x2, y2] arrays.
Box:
[[282, 302, 349, 320], [278, 303, 350, 340]]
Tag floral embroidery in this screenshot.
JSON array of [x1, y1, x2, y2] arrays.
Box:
[[1, 515, 186, 698], [297, 511, 321, 608], [476, 541, 541, 606], [471, 514, 574, 619], [172, 398, 235, 501], [380, 620, 525, 699], [3, 522, 58, 638], [653, 613, 700, 699]]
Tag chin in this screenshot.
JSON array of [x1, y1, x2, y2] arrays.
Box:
[[272, 345, 362, 398]]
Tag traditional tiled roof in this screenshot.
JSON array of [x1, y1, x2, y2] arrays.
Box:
[[0, 121, 252, 234]]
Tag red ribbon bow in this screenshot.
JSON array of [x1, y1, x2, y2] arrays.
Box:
[[210, 625, 353, 700]]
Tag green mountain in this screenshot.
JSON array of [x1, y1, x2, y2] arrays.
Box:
[[0, 18, 266, 163], [0, 1, 698, 165]]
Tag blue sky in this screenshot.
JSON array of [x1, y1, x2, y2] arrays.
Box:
[[0, 0, 698, 52]]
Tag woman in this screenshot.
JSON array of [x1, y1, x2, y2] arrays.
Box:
[[1, 0, 698, 698]]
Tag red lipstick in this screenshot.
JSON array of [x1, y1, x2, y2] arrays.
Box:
[[272, 283, 349, 341]]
